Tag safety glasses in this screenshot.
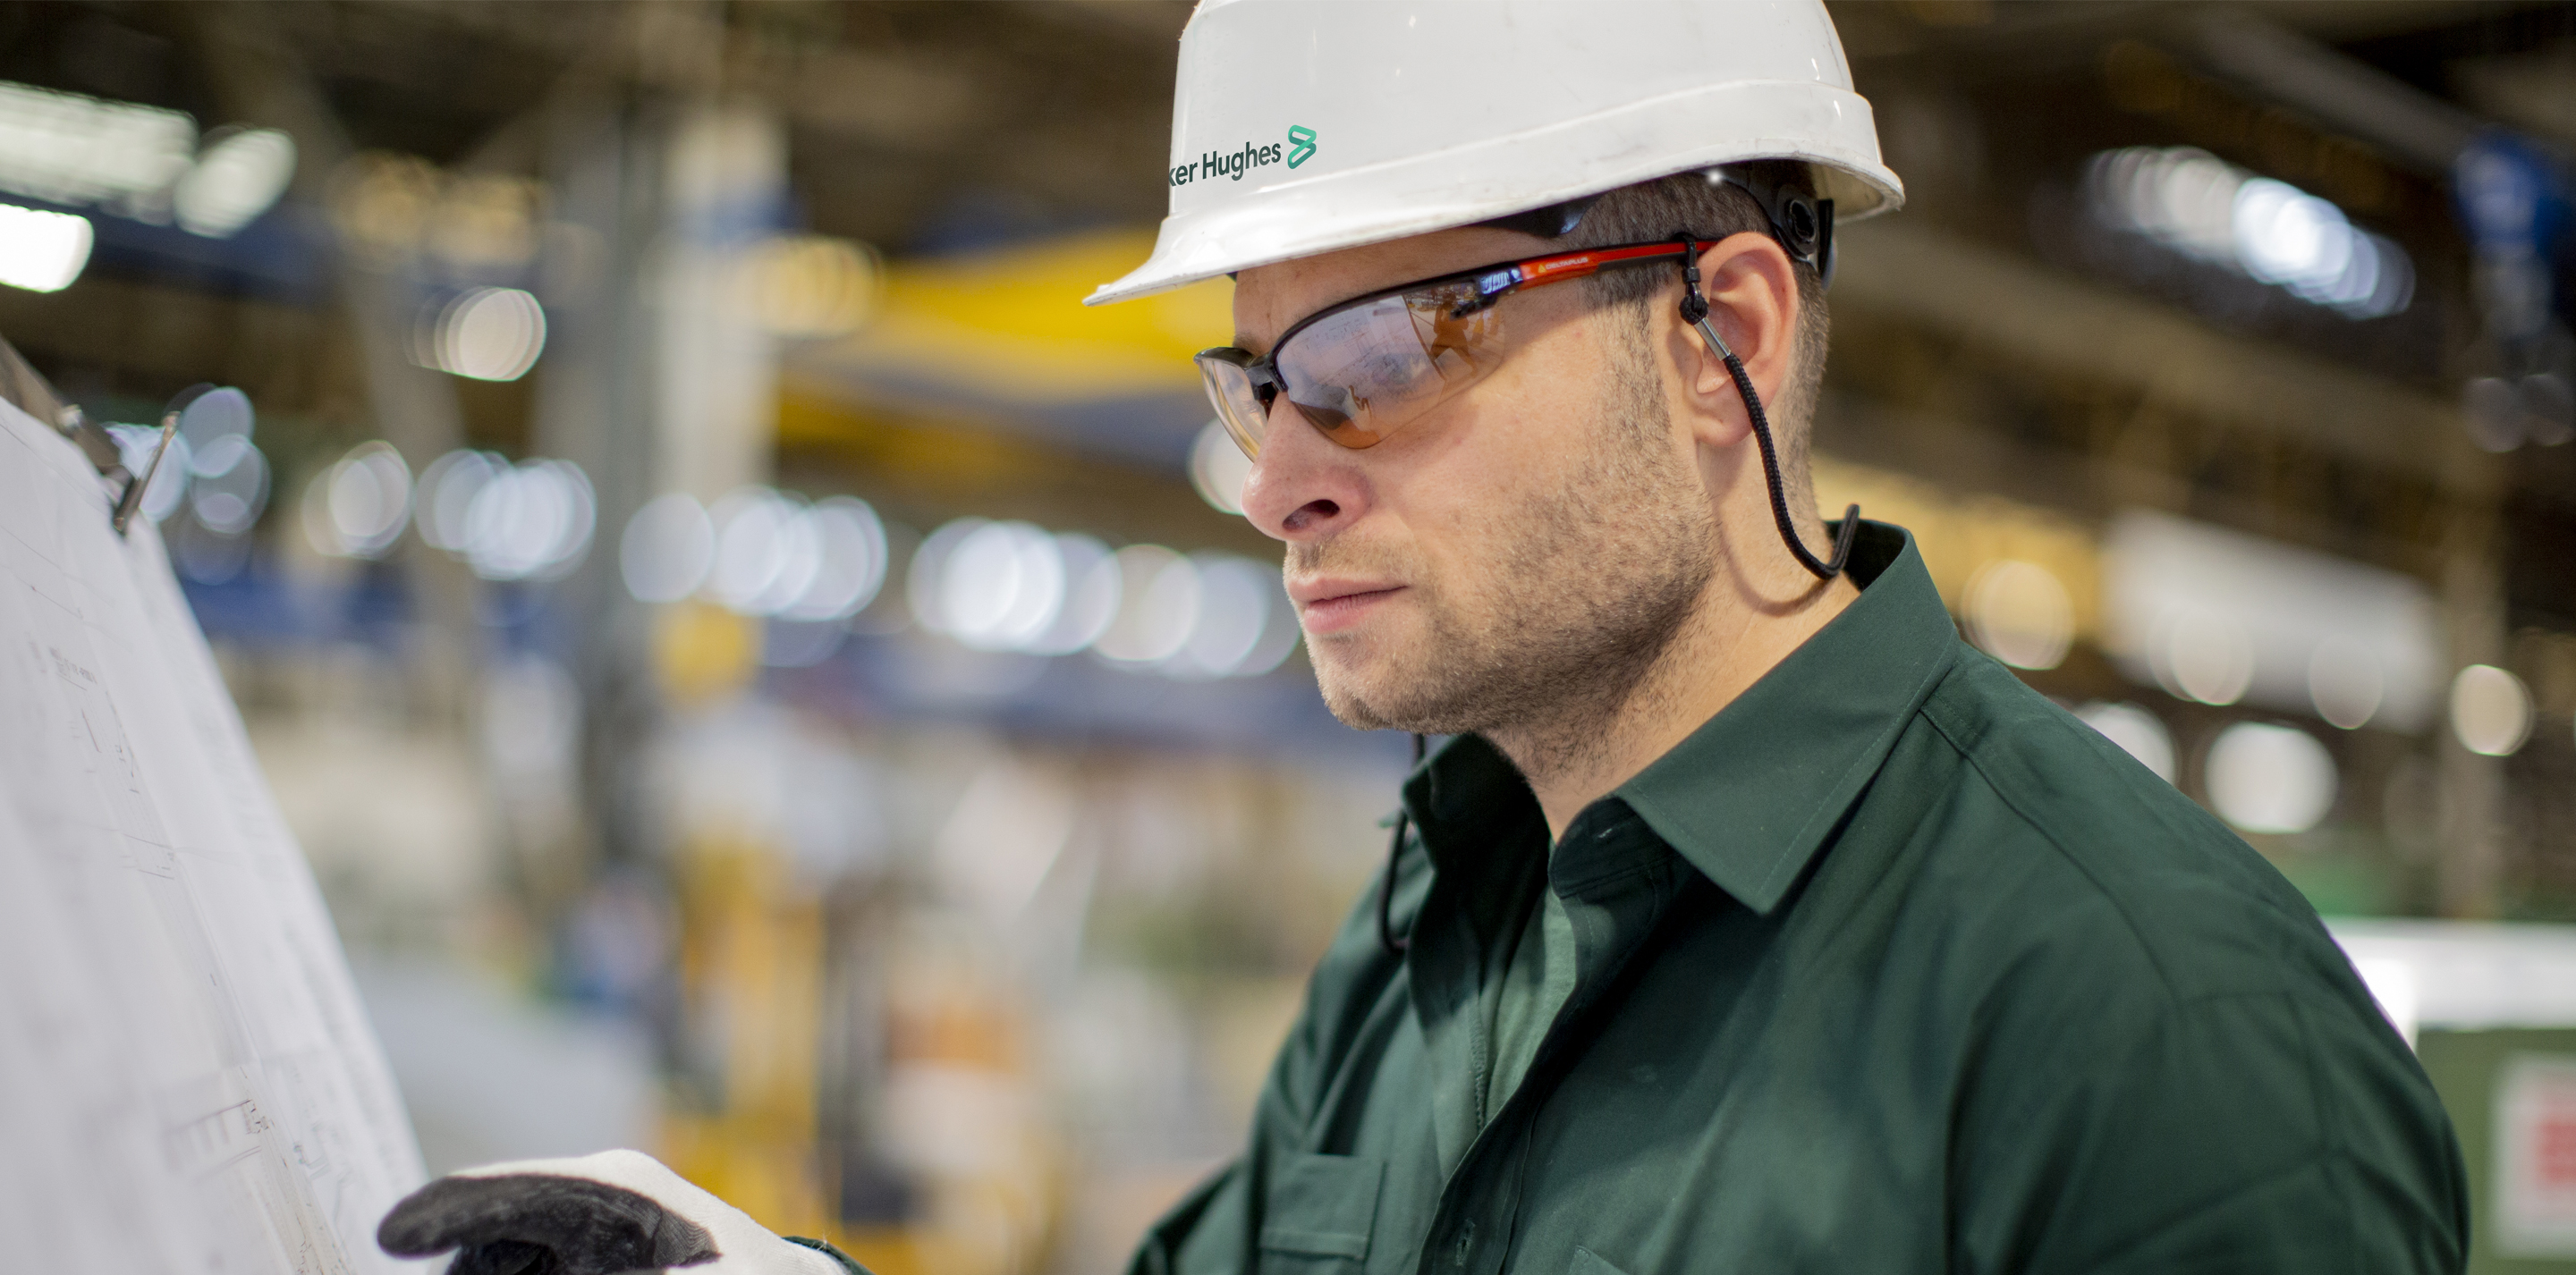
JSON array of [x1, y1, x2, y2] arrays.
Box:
[[1199, 234, 1861, 583], [1195, 241, 1703, 461]]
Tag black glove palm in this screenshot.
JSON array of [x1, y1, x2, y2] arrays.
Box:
[[377, 1151, 860, 1275], [380, 1171, 719, 1275]]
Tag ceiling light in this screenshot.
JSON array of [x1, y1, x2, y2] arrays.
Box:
[[0, 80, 193, 212], [2084, 147, 2412, 319], [173, 128, 297, 237], [0, 203, 92, 291]]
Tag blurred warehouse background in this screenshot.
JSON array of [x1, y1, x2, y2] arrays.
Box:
[[4, 1, 2576, 1271]]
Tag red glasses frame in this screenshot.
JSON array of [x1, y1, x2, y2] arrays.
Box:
[[1194, 240, 1706, 426]]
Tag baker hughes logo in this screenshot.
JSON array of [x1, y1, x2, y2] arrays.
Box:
[[1170, 125, 1317, 188]]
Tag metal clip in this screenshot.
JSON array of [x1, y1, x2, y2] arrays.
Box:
[[110, 383, 217, 536]]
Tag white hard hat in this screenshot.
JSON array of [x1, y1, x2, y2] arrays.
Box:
[[1088, 0, 1903, 307]]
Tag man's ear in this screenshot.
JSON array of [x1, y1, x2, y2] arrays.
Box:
[[1669, 231, 1800, 450]]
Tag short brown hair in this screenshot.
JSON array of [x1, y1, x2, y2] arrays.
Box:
[[1551, 170, 1832, 516]]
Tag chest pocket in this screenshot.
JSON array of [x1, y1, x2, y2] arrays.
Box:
[[1257, 1152, 1385, 1274]]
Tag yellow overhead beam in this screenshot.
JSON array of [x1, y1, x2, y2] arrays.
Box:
[[805, 229, 1233, 403]]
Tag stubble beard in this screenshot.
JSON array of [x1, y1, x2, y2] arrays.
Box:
[[1298, 330, 1718, 780]]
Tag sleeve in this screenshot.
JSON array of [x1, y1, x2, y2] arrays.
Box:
[[1950, 983, 2469, 1275]]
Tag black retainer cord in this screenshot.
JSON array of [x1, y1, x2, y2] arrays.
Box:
[[1675, 234, 1858, 581]]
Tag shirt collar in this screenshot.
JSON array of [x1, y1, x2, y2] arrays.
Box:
[[1614, 519, 1957, 915], [1402, 520, 1958, 918], [1404, 732, 1547, 932]]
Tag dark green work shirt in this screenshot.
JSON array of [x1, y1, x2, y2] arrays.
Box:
[[1130, 522, 2466, 1275]]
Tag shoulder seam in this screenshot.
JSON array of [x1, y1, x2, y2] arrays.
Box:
[[1917, 686, 2185, 1007]]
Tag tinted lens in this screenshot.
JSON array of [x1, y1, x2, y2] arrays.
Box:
[[1276, 280, 1504, 449], [1196, 353, 1270, 460]]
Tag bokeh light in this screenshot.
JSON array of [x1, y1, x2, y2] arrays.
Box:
[[780, 497, 889, 622], [0, 79, 196, 209], [186, 434, 270, 535], [1190, 419, 1253, 516], [745, 234, 880, 338], [1026, 534, 1119, 656], [708, 488, 813, 615], [665, 487, 898, 621], [942, 520, 1066, 652], [907, 517, 983, 636], [1165, 554, 1276, 678], [417, 450, 505, 553], [2150, 609, 2255, 706], [0, 203, 93, 292], [900, 519, 1288, 677], [461, 460, 594, 582], [301, 441, 412, 559], [1093, 545, 1197, 665], [2206, 721, 2338, 834], [172, 127, 297, 237], [2075, 700, 2174, 782], [2083, 146, 2411, 319], [177, 385, 253, 451], [1964, 559, 2072, 671], [416, 287, 547, 382], [2451, 664, 2533, 757], [411, 450, 595, 580], [621, 493, 716, 604], [2306, 636, 2385, 730]]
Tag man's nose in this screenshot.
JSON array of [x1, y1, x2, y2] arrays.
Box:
[[1239, 402, 1368, 544]]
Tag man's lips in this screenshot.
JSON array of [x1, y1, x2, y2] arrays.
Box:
[[1290, 578, 1405, 634]]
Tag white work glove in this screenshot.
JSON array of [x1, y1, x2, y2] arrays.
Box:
[[377, 1148, 866, 1275]]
